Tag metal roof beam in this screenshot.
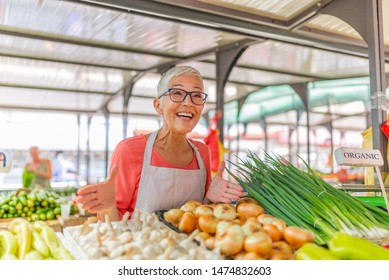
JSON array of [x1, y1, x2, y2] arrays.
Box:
[[0, 52, 143, 72], [82, 0, 389, 61], [0, 104, 159, 117], [0, 26, 183, 59], [0, 83, 114, 95]]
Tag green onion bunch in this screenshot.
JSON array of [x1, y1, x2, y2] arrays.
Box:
[[228, 151, 389, 245]]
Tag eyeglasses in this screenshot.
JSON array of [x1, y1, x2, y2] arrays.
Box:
[[158, 88, 208, 105]]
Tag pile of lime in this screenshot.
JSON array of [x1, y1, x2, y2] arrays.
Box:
[[0, 189, 70, 221]]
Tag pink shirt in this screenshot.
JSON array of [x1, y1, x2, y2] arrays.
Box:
[[110, 135, 211, 217]]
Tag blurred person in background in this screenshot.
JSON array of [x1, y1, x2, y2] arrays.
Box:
[[76, 65, 244, 220], [24, 146, 52, 189]]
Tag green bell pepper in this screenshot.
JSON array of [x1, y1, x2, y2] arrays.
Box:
[[328, 232, 389, 260], [296, 243, 339, 260]]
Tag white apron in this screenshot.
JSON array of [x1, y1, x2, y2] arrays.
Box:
[[134, 131, 206, 212]]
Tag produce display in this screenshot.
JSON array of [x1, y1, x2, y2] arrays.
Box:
[[0, 189, 65, 221], [64, 211, 223, 260], [229, 151, 389, 245], [163, 199, 315, 260], [0, 218, 74, 260]]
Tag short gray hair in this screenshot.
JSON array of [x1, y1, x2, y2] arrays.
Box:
[[156, 65, 204, 98]]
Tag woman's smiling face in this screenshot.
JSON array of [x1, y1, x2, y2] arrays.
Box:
[[154, 74, 205, 135]]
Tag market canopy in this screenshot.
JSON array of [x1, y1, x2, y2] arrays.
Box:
[[0, 0, 389, 125]]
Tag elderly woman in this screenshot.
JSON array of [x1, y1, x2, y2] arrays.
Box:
[[76, 66, 244, 220]]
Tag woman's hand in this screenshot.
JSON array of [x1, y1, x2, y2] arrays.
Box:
[[206, 161, 244, 203], [75, 166, 118, 213]]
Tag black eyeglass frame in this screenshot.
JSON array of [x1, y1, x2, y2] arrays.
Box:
[[158, 88, 208, 105]]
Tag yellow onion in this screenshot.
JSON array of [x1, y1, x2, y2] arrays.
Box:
[[194, 205, 213, 218], [263, 224, 281, 242], [213, 204, 236, 221], [241, 222, 262, 236], [236, 203, 265, 220], [163, 209, 184, 227], [243, 232, 273, 258], [214, 225, 245, 256], [235, 197, 258, 208], [180, 200, 202, 213], [232, 252, 246, 260], [269, 249, 288, 260], [204, 236, 215, 250], [194, 231, 212, 243], [198, 214, 219, 234], [257, 213, 278, 225], [272, 219, 286, 238], [272, 241, 293, 255], [233, 218, 245, 226], [283, 226, 315, 250], [244, 217, 261, 225], [216, 220, 233, 236], [178, 212, 197, 233], [243, 252, 265, 260]]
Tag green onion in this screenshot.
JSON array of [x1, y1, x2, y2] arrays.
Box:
[[228, 151, 389, 244]]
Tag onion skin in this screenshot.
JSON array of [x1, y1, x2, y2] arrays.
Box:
[[263, 224, 281, 242], [216, 221, 233, 236], [272, 241, 293, 255], [204, 237, 215, 250], [243, 252, 265, 260], [163, 209, 184, 227], [194, 205, 213, 218], [180, 200, 202, 213], [235, 197, 259, 208], [257, 214, 278, 225], [213, 204, 236, 221], [198, 214, 219, 234], [237, 203, 265, 220], [269, 249, 288, 260], [178, 212, 198, 233], [243, 232, 273, 258], [194, 232, 212, 243], [214, 225, 245, 256], [283, 226, 315, 250], [245, 217, 261, 225], [241, 223, 263, 236], [272, 219, 286, 239]]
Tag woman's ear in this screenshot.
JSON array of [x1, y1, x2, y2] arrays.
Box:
[[153, 99, 163, 115]]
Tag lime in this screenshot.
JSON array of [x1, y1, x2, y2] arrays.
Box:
[[53, 207, 61, 215], [19, 196, 27, 206], [27, 193, 36, 202], [27, 200, 35, 208], [39, 213, 47, 221], [21, 212, 26, 217], [46, 210, 55, 220], [23, 206, 29, 213], [1, 204, 9, 211], [15, 202, 23, 210], [41, 201, 48, 207], [8, 206, 16, 214], [17, 209, 23, 214], [30, 213, 39, 221]]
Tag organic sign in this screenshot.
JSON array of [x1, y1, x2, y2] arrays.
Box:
[[334, 147, 383, 167]]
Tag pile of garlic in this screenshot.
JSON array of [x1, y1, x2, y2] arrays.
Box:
[[68, 210, 224, 260]]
